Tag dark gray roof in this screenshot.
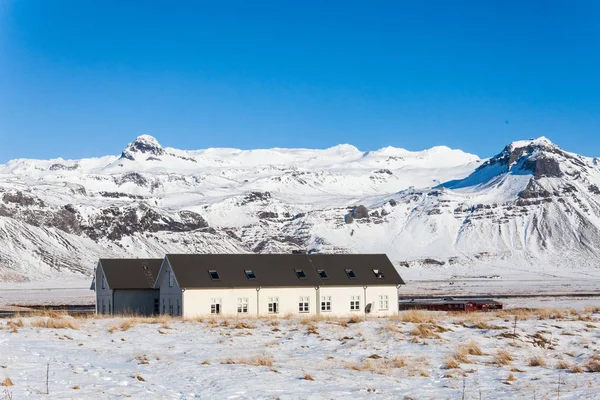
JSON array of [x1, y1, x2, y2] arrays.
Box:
[[307, 254, 405, 286], [99, 258, 163, 289], [165, 253, 404, 289]]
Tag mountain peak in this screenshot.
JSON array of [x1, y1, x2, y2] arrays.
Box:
[[509, 136, 554, 150], [120, 135, 165, 160]]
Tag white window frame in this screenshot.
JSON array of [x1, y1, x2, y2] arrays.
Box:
[[350, 295, 360, 311], [211, 298, 222, 314], [299, 296, 309, 313], [321, 296, 331, 312], [268, 297, 279, 314], [237, 297, 249, 314], [378, 295, 389, 310]]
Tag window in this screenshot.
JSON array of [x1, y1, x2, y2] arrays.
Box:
[[101, 275, 105, 289], [176, 299, 180, 316], [321, 296, 331, 312], [378, 295, 389, 310], [244, 270, 256, 279], [295, 269, 307, 279], [345, 269, 357, 279], [350, 295, 360, 311], [154, 298, 159, 315], [101, 300, 106, 314], [208, 270, 220, 280], [168, 271, 173, 287], [317, 269, 328, 279], [238, 297, 249, 313], [169, 298, 174, 316], [211, 298, 222, 314], [299, 296, 309, 313], [108, 300, 111, 314], [373, 269, 385, 279], [162, 299, 166, 314], [268, 297, 279, 314]]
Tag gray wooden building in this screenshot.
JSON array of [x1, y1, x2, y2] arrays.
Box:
[[91, 258, 162, 316]]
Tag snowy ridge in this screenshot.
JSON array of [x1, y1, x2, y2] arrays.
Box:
[[1, 135, 600, 281]]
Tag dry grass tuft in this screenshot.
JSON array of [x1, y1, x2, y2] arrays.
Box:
[[528, 355, 547, 367], [72, 385, 80, 390], [443, 357, 460, 369], [233, 322, 256, 329], [347, 315, 362, 324], [411, 323, 442, 339], [222, 355, 274, 367], [399, 309, 438, 323], [135, 375, 145, 382], [120, 319, 136, 331], [506, 373, 516, 382], [584, 306, 600, 314], [6, 320, 23, 333], [32, 317, 78, 330], [493, 350, 514, 366], [390, 356, 407, 368], [584, 359, 600, 373], [556, 360, 571, 370], [570, 364, 585, 374], [302, 372, 314, 381], [267, 320, 279, 327], [462, 340, 483, 356], [1, 378, 14, 387]]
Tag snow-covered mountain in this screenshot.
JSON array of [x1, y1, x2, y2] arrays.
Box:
[[1, 135, 598, 282]]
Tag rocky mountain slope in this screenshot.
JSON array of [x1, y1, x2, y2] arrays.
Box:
[[1, 135, 599, 282]]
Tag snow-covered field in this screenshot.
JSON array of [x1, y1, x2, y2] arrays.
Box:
[[1, 310, 600, 399]]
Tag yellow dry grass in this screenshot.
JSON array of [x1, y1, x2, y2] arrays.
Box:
[[585, 359, 600, 373], [1, 378, 14, 387], [584, 306, 600, 314], [221, 355, 274, 367], [493, 350, 514, 366], [528, 355, 547, 367], [398, 309, 439, 323], [31, 317, 78, 330], [410, 323, 448, 339], [302, 372, 314, 381]]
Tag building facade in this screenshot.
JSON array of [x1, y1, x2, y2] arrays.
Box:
[[156, 253, 404, 318], [92, 258, 162, 316]]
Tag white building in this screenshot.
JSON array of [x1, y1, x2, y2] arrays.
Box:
[[156, 253, 404, 318], [92, 258, 162, 316]]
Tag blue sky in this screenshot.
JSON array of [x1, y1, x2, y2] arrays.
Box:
[[1, 1, 599, 163]]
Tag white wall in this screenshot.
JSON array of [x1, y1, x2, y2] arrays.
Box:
[[180, 285, 399, 318], [157, 259, 183, 316], [319, 286, 399, 317], [95, 263, 112, 315]]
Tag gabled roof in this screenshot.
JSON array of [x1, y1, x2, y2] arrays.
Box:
[[165, 253, 404, 289], [99, 258, 163, 289]]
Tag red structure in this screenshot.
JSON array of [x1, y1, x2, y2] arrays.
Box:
[[399, 298, 502, 313]]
